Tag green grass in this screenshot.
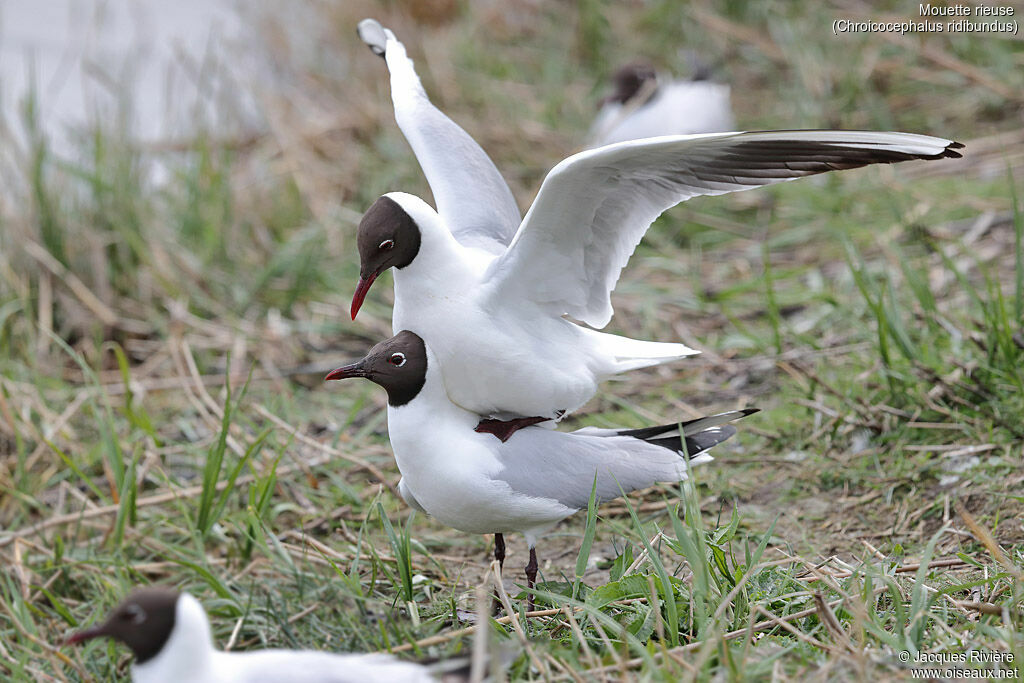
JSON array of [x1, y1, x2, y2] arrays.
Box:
[[1, 1, 1023, 680]]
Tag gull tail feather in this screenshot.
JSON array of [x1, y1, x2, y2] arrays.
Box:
[[589, 329, 698, 374]]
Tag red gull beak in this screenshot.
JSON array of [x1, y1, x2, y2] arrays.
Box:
[[350, 273, 379, 320], [325, 364, 368, 381], [65, 624, 108, 646]]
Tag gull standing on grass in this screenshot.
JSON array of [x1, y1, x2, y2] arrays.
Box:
[[588, 61, 735, 148], [353, 18, 962, 442], [65, 588, 453, 683], [325, 331, 757, 610]]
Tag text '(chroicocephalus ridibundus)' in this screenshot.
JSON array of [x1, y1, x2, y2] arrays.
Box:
[[588, 61, 735, 148], [325, 331, 758, 610], [65, 588, 442, 683], [353, 18, 962, 442]]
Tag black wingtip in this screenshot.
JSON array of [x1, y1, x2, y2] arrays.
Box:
[[942, 141, 965, 159], [738, 407, 760, 417], [679, 424, 738, 457]]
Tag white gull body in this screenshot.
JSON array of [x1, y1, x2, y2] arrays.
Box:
[[130, 593, 436, 683], [356, 19, 962, 423], [389, 365, 710, 544]]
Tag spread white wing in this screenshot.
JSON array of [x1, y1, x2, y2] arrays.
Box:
[[483, 130, 962, 328], [358, 19, 521, 254]]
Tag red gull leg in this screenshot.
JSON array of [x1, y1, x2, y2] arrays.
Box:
[[494, 533, 506, 572], [524, 547, 538, 613], [491, 533, 507, 615]]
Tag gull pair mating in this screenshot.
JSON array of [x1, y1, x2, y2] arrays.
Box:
[[332, 20, 962, 602], [66, 588, 453, 682], [350, 19, 961, 438]]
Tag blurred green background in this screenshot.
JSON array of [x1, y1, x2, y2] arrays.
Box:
[[1, 1, 1021, 680]]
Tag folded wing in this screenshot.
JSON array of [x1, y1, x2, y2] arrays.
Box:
[[358, 19, 521, 254], [483, 130, 962, 328]]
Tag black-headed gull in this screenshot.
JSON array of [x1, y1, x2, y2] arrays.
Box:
[[354, 18, 962, 442], [325, 331, 757, 610], [66, 588, 439, 682], [588, 61, 735, 147]]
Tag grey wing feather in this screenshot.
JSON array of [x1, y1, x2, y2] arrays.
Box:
[[493, 431, 709, 512], [497, 409, 757, 510]]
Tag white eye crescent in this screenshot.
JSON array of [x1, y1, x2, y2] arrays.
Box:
[[123, 604, 146, 624], [388, 352, 406, 367], [379, 239, 395, 250]]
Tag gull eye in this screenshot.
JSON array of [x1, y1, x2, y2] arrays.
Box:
[[379, 239, 395, 251], [388, 352, 406, 367], [122, 604, 146, 624]]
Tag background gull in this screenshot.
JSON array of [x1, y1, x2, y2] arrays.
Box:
[[587, 60, 735, 148]]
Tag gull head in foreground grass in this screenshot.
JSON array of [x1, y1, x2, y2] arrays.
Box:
[[66, 587, 440, 683]]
